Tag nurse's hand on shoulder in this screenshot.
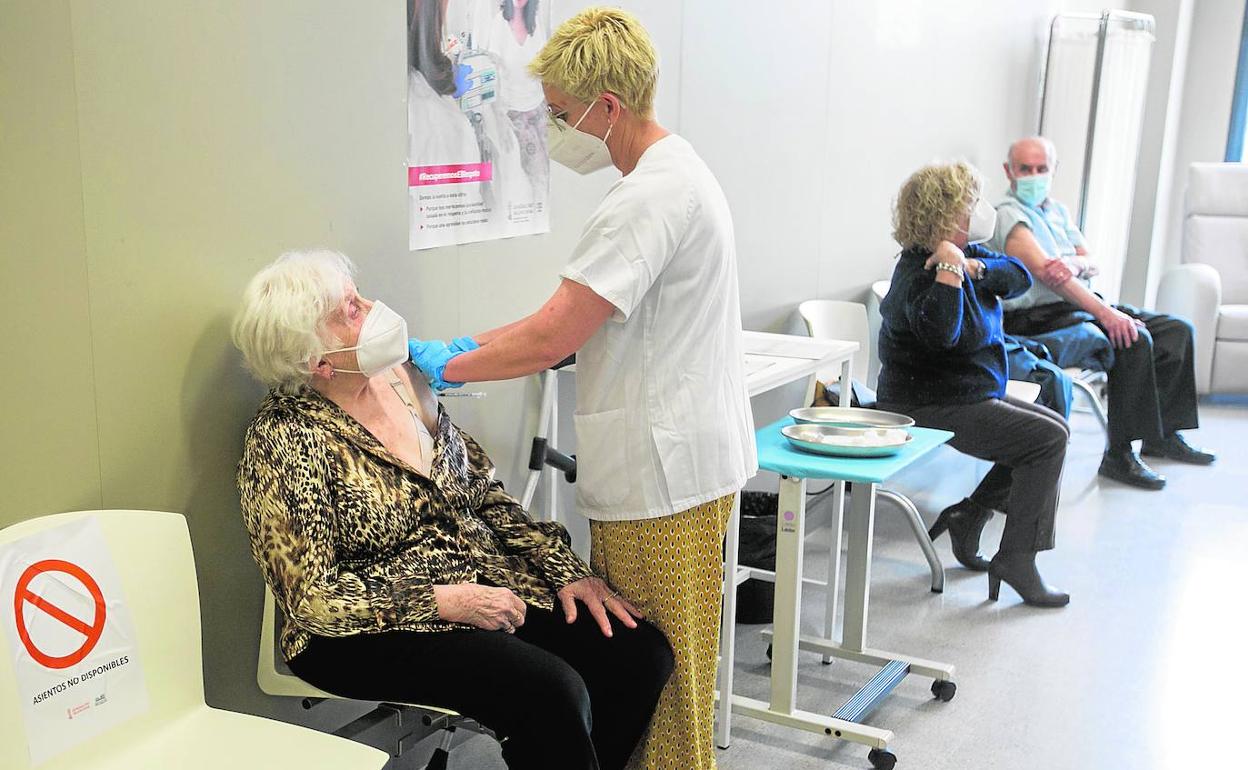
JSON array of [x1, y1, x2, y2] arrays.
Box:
[[557, 576, 644, 638], [433, 583, 527, 633], [408, 338, 463, 391]]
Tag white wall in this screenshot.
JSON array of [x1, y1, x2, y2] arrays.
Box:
[[1121, 0, 1193, 306], [1139, 0, 1244, 302], [674, 0, 1104, 426]]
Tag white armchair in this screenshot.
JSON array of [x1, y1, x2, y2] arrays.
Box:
[[1156, 162, 1248, 394]]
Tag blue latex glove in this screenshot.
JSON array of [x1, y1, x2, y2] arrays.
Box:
[[449, 336, 479, 354], [451, 62, 474, 99], [407, 338, 464, 392]]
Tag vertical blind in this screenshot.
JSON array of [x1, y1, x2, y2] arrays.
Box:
[[1039, 12, 1155, 305]]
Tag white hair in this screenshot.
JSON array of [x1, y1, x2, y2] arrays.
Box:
[[231, 249, 356, 394], [1006, 136, 1057, 171]]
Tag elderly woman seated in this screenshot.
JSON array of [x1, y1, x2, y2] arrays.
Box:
[[232, 250, 673, 770], [875, 162, 1071, 607]]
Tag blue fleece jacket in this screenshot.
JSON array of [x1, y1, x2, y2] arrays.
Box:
[[876, 243, 1032, 406]]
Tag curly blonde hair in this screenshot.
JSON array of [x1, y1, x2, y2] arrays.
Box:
[[892, 162, 981, 251]]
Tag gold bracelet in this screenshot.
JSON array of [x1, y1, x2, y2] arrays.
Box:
[[935, 262, 965, 280]]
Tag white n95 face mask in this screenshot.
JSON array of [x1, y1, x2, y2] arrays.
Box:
[[323, 300, 410, 378], [548, 100, 614, 175], [965, 195, 996, 246]]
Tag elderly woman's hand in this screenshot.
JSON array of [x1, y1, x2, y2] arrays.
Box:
[[924, 240, 967, 272], [557, 577, 644, 638], [433, 584, 527, 633]]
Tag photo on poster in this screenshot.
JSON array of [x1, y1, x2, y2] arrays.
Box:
[[408, 0, 551, 250]]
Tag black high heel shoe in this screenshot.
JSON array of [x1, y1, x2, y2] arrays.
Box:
[[987, 551, 1069, 607], [928, 499, 993, 572]]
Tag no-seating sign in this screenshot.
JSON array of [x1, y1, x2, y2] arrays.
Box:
[[15, 559, 107, 669], [1, 516, 149, 765]]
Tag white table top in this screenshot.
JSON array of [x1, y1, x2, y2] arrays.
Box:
[[741, 331, 857, 397], [555, 330, 857, 398]]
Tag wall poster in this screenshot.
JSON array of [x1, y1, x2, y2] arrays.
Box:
[[408, 0, 551, 250]]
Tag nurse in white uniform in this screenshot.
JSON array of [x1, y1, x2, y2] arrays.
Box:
[[409, 9, 756, 768]]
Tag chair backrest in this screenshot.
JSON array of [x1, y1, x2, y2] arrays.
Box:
[[798, 300, 870, 386], [865, 281, 892, 388], [0, 510, 204, 770], [1184, 162, 1248, 303]]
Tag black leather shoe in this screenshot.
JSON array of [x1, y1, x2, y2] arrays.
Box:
[[928, 498, 993, 571], [1098, 448, 1166, 490], [1141, 433, 1216, 465], [988, 551, 1069, 607]]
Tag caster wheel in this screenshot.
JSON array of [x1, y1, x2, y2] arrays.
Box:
[[931, 680, 957, 702], [765, 643, 772, 661], [868, 747, 897, 770]]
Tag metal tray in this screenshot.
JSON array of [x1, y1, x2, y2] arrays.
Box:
[[781, 424, 913, 458], [789, 406, 915, 430]]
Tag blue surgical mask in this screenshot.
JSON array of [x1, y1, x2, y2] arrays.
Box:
[[1014, 173, 1052, 208]]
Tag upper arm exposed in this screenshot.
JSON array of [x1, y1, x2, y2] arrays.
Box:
[[1003, 223, 1048, 270]]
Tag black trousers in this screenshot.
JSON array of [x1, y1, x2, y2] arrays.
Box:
[[287, 606, 674, 770], [1102, 305, 1200, 447], [879, 396, 1069, 553]]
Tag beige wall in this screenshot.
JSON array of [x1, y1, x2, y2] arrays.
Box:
[[0, 1, 103, 518], [1, 0, 413, 721]]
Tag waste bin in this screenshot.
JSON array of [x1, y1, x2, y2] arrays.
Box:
[[735, 491, 777, 623]]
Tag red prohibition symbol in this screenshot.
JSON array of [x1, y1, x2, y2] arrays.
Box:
[[13, 559, 107, 669]]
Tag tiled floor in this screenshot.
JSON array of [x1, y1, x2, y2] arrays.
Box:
[[392, 401, 1248, 770]]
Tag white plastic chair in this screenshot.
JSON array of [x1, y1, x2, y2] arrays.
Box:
[[0, 510, 388, 770], [797, 300, 944, 593], [259, 588, 487, 768]]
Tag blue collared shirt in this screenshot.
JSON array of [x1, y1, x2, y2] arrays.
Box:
[[989, 191, 1088, 311]]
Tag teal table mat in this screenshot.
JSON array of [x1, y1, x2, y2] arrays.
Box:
[[756, 418, 954, 484]]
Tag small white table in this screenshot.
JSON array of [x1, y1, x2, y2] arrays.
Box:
[[715, 332, 857, 750], [715, 334, 957, 770]]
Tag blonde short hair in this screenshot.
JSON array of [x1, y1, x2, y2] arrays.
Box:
[[529, 7, 658, 117], [231, 249, 355, 394], [892, 162, 982, 251]]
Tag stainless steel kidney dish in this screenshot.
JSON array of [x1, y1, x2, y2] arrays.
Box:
[[788, 407, 915, 430]]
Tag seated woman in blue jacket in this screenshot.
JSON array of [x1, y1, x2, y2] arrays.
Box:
[[876, 161, 1070, 607]]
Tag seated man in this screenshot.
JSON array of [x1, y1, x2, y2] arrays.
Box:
[[232, 249, 673, 770], [990, 136, 1215, 490]]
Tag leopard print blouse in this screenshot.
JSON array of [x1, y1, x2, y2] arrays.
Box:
[[237, 386, 592, 661]]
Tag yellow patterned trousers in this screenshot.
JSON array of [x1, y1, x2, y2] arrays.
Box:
[[590, 493, 736, 770]]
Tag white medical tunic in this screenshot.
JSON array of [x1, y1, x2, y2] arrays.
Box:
[[561, 135, 758, 521]]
